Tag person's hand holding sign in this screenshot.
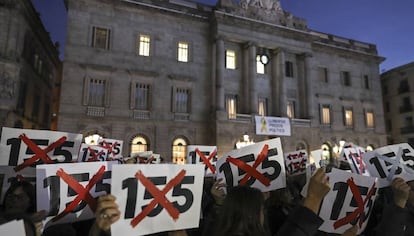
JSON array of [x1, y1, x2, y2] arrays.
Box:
[[303, 167, 330, 214], [90, 194, 120, 236], [391, 177, 410, 208]]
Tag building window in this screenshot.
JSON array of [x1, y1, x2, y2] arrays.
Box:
[[398, 79, 409, 93], [287, 100, 295, 119], [321, 104, 331, 125], [285, 61, 294, 77], [87, 79, 106, 107], [366, 111, 375, 128], [138, 34, 151, 56], [363, 75, 370, 89], [226, 50, 236, 69], [173, 87, 191, 113], [256, 55, 265, 74], [131, 136, 148, 154], [226, 95, 237, 119], [341, 71, 351, 86], [258, 97, 267, 116], [382, 85, 388, 95], [132, 83, 151, 110], [172, 138, 187, 164], [178, 41, 189, 62], [344, 107, 353, 127], [385, 102, 390, 113], [92, 26, 110, 50], [318, 67, 328, 83]]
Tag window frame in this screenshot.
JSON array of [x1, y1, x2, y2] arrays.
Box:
[[177, 41, 189, 62], [130, 82, 151, 111], [172, 87, 191, 114], [258, 97, 268, 116], [137, 34, 151, 57], [225, 50, 236, 70], [285, 61, 294, 77], [320, 104, 331, 126], [343, 107, 353, 128], [91, 26, 111, 50], [365, 110, 375, 128], [225, 94, 238, 119], [287, 100, 295, 119], [83, 77, 110, 107]]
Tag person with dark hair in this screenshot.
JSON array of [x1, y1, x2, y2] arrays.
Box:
[[0, 180, 46, 236], [213, 185, 268, 236]]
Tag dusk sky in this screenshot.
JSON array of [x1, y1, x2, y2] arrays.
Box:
[[32, 0, 414, 73]]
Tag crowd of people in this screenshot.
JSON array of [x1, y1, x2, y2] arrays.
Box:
[[1, 160, 413, 236]]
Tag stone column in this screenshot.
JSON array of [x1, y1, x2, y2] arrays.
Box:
[[248, 43, 257, 114], [216, 38, 225, 112], [271, 48, 285, 116]]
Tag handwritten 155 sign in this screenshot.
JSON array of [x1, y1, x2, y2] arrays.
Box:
[[284, 149, 308, 176], [111, 164, 204, 236], [36, 162, 113, 228], [216, 138, 286, 192], [0, 127, 83, 169], [187, 145, 217, 177], [318, 168, 377, 235], [362, 143, 414, 188]]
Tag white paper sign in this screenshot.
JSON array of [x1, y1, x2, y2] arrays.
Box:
[[36, 162, 113, 227], [130, 151, 162, 164], [255, 116, 291, 136], [318, 168, 377, 235], [187, 145, 217, 176], [0, 166, 36, 203], [98, 138, 123, 160], [0, 220, 26, 236], [341, 144, 369, 176], [111, 164, 204, 236], [310, 149, 325, 169], [0, 127, 83, 171], [362, 143, 414, 188], [284, 149, 308, 176], [216, 138, 286, 192], [77, 144, 108, 162]]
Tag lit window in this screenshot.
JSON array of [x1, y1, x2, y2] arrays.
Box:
[[174, 88, 190, 113], [131, 136, 148, 154], [287, 101, 295, 119], [178, 41, 189, 62], [88, 79, 106, 107], [256, 55, 265, 74], [84, 133, 102, 145], [226, 50, 236, 69], [92, 26, 110, 50], [172, 138, 187, 164], [133, 83, 150, 110], [285, 61, 294, 77], [321, 104, 331, 125], [138, 34, 150, 56], [366, 111, 374, 128], [258, 98, 267, 116], [226, 95, 237, 119], [344, 108, 353, 127]]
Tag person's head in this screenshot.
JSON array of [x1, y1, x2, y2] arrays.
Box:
[[215, 185, 267, 236], [2, 180, 36, 215]]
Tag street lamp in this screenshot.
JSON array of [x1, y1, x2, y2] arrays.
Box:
[[236, 133, 255, 149]]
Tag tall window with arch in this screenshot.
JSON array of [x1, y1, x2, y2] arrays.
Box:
[[172, 138, 187, 164], [131, 136, 148, 154]]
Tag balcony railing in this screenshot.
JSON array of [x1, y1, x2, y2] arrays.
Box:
[[87, 106, 105, 117]]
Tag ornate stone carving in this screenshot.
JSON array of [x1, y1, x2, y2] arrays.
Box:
[[0, 71, 15, 99]]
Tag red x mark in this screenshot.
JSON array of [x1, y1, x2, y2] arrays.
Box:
[[14, 134, 67, 172], [86, 147, 105, 162], [349, 150, 367, 174], [138, 156, 155, 164], [195, 148, 217, 174], [227, 144, 270, 186], [51, 166, 106, 222], [333, 178, 376, 229], [130, 170, 186, 227], [101, 141, 118, 156], [290, 158, 307, 173]]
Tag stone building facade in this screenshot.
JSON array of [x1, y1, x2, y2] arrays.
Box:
[[58, 0, 387, 162], [381, 62, 414, 145], [0, 0, 62, 130]]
